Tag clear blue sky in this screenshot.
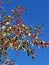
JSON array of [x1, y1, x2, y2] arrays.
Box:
[[1, 0, 49, 65]]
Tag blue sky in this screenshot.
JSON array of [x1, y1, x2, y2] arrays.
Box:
[[0, 0, 49, 65]]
